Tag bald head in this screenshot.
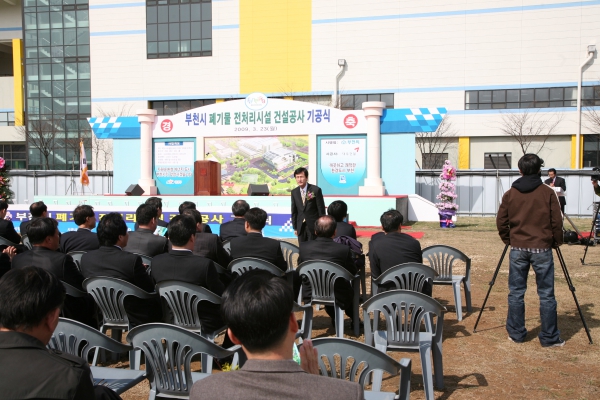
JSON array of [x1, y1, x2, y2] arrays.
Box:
[[314, 215, 337, 238]]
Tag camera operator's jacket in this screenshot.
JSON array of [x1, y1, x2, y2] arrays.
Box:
[[496, 174, 563, 249]]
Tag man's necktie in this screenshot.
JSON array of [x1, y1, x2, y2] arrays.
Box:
[[301, 189, 306, 205]]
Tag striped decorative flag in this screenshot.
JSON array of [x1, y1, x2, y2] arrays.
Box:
[[80, 140, 89, 186]]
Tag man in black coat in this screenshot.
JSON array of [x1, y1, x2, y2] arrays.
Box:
[[545, 168, 566, 213], [298, 215, 357, 324], [291, 167, 326, 242], [151, 214, 228, 337], [219, 199, 249, 242], [18, 200, 48, 237], [178, 201, 212, 233], [368, 209, 425, 294], [11, 217, 97, 328], [327, 200, 357, 239], [0, 200, 21, 245], [59, 204, 100, 253], [182, 209, 232, 268], [80, 213, 161, 327], [124, 204, 168, 257]]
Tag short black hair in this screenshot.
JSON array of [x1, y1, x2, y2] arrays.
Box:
[[221, 270, 293, 352], [136, 204, 158, 226], [244, 207, 267, 230], [293, 167, 308, 178], [145, 197, 163, 210], [0, 266, 65, 330], [73, 205, 95, 225], [0, 200, 8, 211], [380, 209, 404, 233], [548, 168, 557, 175], [167, 214, 196, 246], [179, 201, 196, 214], [182, 208, 202, 225], [518, 154, 544, 175], [327, 200, 348, 222], [97, 213, 127, 246], [29, 201, 47, 218], [232, 200, 250, 217], [27, 217, 58, 245], [315, 215, 337, 238]]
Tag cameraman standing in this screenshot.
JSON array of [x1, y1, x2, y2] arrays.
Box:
[[496, 154, 565, 347]]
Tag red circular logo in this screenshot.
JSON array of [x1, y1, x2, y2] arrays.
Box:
[[161, 119, 173, 133], [344, 114, 358, 129]]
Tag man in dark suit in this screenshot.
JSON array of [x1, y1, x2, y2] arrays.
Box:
[[80, 213, 161, 327], [0, 200, 21, 245], [190, 270, 362, 400], [219, 200, 249, 242], [11, 217, 97, 328], [179, 201, 212, 233], [18, 201, 48, 237], [151, 214, 229, 340], [133, 197, 169, 232], [59, 205, 100, 253], [124, 204, 168, 257], [291, 167, 325, 242], [545, 168, 566, 213], [368, 209, 425, 294], [298, 215, 357, 325], [182, 209, 232, 268], [327, 200, 357, 239]]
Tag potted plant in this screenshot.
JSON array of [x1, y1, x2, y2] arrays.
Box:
[[435, 160, 458, 228]]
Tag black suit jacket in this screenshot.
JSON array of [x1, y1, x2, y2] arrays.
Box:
[[291, 184, 326, 232], [192, 232, 232, 268], [59, 228, 100, 253], [544, 176, 567, 206], [369, 231, 423, 282], [18, 218, 35, 237], [80, 246, 161, 326], [0, 219, 21, 244], [219, 218, 247, 242], [12, 246, 96, 327], [230, 232, 287, 271], [151, 249, 225, 333], [334, 221, 357, 240], [124, 228, 168, 257]]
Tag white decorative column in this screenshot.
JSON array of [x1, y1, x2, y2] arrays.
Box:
[[137, 109, 158, 195], [359, 101, 386, 196]]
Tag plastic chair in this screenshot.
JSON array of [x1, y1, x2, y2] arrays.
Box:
[[308, 337, 412, 400], [21, 235, 33, 250], [422, 245, 472, 321], [363, 290, 446, 400], [156, 280, 226, 372], [371, 262, 437, 295], [279, 241, 299, 271], [297, 260, 360, 337], [68, 251, 87, 271], [222, 240, 231, 255], [83, 277, 158, 369], [293, 302, 313, 341], [133, 253, 153, 275], [228, 257, 285, 277], [0, 235, 19, 247], [48, 318, 146, 395], [127, 323, 241, 400]]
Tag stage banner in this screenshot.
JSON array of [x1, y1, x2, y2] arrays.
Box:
[[317, 135, 367, 195], [153, 139, 195, 194]]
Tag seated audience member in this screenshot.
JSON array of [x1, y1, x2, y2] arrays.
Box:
[[151, 215, 231, 344], [0, 267, 121, 400], [182, 209, 232, 267], [19, 201, 48, 237], [178, 201, 212, 233], [190, 270, 363, 400], [327, 200, 357, 239], [219, 200, 249, 242], [0, 200, 21, 244], [59, 205, 100, 253], [80, 213, 161, 326], [0, 246, 16, 279], [133, 197, 169, 231], [124, 204, 168, 257], [298, 215, 357, 325], [368, 209, 425, 294], [12, 218, 97, 328]]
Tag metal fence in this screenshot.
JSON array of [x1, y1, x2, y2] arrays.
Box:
[[7, 170, 113, 204], [416, 169, 599, 218]]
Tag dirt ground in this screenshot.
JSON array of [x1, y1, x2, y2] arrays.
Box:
[[117, 217, 600, 400]]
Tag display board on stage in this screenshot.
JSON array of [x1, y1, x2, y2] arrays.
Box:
[[153, 139, 196, 194], [318, 135, 367, 195]]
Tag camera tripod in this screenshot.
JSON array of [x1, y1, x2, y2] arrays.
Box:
[[581, 202, 600, 265], [473, 244, 593, 344]]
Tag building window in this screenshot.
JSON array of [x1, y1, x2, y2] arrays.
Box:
[[150, 99, 216, 116], [484, 153, 511, 169], [146, 0, 212, 59], [421, 153, 448, 169], [583, 135, 600, 168], [464, 87, 595, 110], [0, 144, 27, 169], [0, 112, 15, 126], [340, 94, 394, 110]]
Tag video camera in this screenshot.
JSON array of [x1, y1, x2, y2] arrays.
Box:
[[592, 167, 600, 181]]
